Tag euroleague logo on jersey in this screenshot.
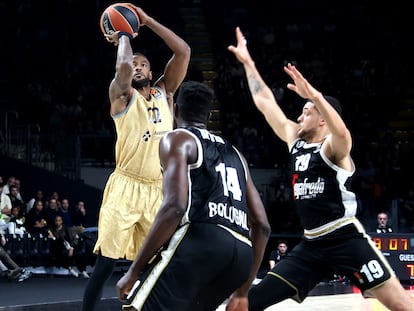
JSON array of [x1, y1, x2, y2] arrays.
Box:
[[150, 88, 163, 99]]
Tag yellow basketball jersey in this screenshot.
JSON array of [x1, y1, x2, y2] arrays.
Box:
[[112, 87, 173, 180]]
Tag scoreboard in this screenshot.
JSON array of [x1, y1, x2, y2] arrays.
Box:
[[370, 233, 414, 282], [268, 233, 414, 282]]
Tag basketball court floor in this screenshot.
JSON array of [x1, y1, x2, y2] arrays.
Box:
[[1, 271, 413, 311], [216, 282, 414, 311]]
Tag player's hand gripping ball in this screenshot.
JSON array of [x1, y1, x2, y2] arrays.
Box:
[[100, 3, 140, 36]]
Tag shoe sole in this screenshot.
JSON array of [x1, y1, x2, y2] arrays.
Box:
[[17, 271, 32, 282], [18, 275, 31, 282]]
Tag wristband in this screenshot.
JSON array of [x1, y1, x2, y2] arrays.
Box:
[[118, 32, 133, 40]]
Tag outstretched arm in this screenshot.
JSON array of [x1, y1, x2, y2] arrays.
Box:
[[108, 34, 137, 116], [283, 63, 352, 167], [133, 6, 191, 111], [228, 27, 298, 146]]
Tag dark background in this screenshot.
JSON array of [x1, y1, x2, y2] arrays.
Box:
[[2, 0, 414, 232]]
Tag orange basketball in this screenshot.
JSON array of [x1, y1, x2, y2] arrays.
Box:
[[100, 3, 140, 36]]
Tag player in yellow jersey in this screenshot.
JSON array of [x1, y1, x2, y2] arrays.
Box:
[[82, 5, 190, 311]]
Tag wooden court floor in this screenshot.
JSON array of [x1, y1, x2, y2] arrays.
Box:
[[217, 284, 414, 311], [1, 273, 413, 310], [218, 294, 409, 311]]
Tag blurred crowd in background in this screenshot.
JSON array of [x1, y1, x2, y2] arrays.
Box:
[[2, 0, 414, 234]]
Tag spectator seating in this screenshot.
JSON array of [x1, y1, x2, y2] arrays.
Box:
[[3, 229, 98, 275]]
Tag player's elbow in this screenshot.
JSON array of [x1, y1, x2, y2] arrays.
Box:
[[258, 212, 271, 237], [179, 44, 191, 61], [262, 222, 271, 238], [172, 44, 191, 67], [252, 219, 271, 238], [163, 201, 186, 219], [173, 205, 186, 218]]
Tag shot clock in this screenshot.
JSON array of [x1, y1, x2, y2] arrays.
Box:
[[370, 233, 414, 281]]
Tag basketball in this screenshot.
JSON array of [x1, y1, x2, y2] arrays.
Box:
[[100, 3, 140, 36]]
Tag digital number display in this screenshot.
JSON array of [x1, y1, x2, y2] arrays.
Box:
[[406, 264, 414, 278], [370, 233, 414, 281], [386, 258, 414, 281], [372, 237, 409, 251]]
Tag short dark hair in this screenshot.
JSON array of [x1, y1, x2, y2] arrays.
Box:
[[176, 81, 214, 123], [277, 239, 288, 246], [132, 52, 150, 68], [133, 52, 146, 58], [324, 95, 342, 116]]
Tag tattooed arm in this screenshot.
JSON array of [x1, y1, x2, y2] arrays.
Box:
[[228, 27, 298, 145]]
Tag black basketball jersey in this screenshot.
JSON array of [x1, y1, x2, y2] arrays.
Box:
[[289, 138, 359, 238], [177, 127, 250, 239]]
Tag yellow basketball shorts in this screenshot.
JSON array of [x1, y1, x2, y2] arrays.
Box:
[[93, 170, 163, 260]]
